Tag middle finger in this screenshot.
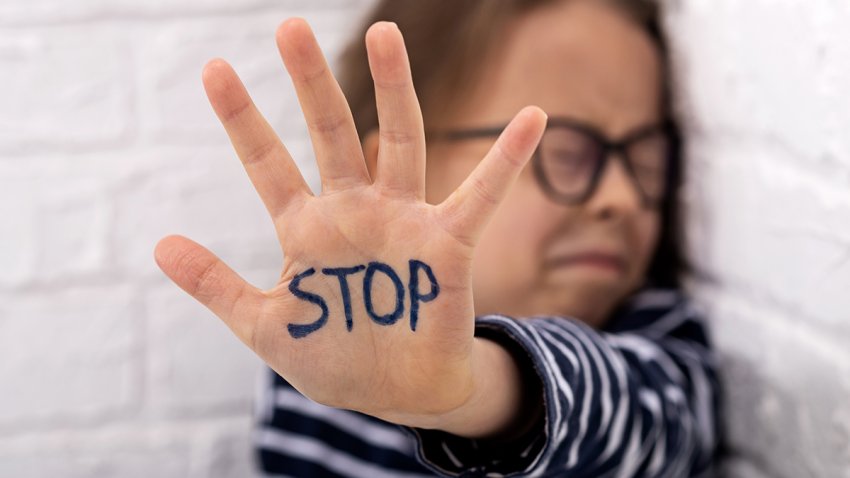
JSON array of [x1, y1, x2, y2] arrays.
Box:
[[276, 18, 371, 193], [366, 22, 427, 199]]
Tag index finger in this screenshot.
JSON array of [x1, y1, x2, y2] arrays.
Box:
[[366, 21, 427, 198], [437, 106, 548, 247], [203, 58, 311, 220]]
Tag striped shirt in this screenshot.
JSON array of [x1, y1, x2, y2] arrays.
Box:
[[253, 286, 721, 477]]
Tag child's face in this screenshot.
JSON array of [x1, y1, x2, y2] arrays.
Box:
[[423, 0, 664, 327]]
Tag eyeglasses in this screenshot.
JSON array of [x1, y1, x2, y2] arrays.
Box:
[[427, 116, 677, 208]]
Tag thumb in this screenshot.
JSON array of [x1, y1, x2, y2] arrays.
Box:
[[154, 234, 262, 347]]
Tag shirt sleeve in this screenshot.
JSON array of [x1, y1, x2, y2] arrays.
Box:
[[403, 290, 721, 477]]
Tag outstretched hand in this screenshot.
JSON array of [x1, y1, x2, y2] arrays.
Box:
[[154, 18, 546, 430]]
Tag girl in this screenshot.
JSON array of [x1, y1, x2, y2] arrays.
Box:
[[154, 0, 721, 475]]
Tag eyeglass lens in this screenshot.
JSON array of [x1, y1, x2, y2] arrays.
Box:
[[537, 126, 669, 202]]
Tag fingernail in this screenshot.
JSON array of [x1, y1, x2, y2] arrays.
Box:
[[532, 105, 548, 121]]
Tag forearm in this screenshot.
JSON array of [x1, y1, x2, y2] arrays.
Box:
[[404, 300, 720, 477]]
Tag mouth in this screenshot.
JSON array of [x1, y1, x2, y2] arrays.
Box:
[[546, 252, 627, 274]]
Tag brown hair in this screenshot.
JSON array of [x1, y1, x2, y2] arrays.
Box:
[[336, 0, 689, 289]]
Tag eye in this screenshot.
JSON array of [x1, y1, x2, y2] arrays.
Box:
[[540, 127, 600, 173], [550, 147, 591, 162], [626, 131, 671, 199]]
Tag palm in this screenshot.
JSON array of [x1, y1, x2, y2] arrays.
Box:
[[258, 188, 475, 417], [154, 18, 546, 424]]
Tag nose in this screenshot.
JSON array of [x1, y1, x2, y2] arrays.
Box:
[[583, 151, 644, 219]]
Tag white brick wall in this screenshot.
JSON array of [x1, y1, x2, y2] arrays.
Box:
[[664, 1, 850, 476], [1, 0, 848, 476], [0, 1, 374, 476]]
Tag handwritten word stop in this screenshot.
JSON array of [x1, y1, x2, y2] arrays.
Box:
[[287, 260, 440, 339]]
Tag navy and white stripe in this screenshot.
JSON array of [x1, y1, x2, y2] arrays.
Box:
[[254, 286, 720, 477]]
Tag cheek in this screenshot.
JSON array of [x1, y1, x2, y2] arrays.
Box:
[[632, 211, 661, 274]]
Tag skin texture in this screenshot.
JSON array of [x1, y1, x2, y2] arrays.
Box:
[[155, 17, 545, 438], [365, 0, 664, 328], [154, 0, 665, 443]]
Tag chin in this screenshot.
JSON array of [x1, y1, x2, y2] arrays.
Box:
[[539, 282, 626, 327]]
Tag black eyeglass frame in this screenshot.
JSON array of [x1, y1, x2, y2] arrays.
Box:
[[427, 116, 679, 209]]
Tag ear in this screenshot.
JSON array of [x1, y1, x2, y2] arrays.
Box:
[[362, 129, 379, 180]]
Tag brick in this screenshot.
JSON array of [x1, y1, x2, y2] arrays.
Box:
[[0, 28, 132, 153], [692, 286, 850, 478], [0, 417, 257, 478], [666, 1, 848, 176], [35, 183, 110, 282], [138, 10, 362, 148], [196, 419, 261, 478], [0, 0, 370, 26], [684, 139, 850, 338], [0, 285, 141, 425], [0, 184, 37, 287], [110, 144, 289, 283], [144, 282, 264, 415], [0, 151, 146, 288], [819, 2, 850, 173]]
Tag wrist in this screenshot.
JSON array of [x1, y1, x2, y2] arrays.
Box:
[[419, 337, 525, 438]]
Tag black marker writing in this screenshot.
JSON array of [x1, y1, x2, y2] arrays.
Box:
[[287, 268, 329, 339], [321, 265, 365, 332], [408, 259, 440, 331], [286, 259, 439, 339], [363, 261, 405, 326]]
